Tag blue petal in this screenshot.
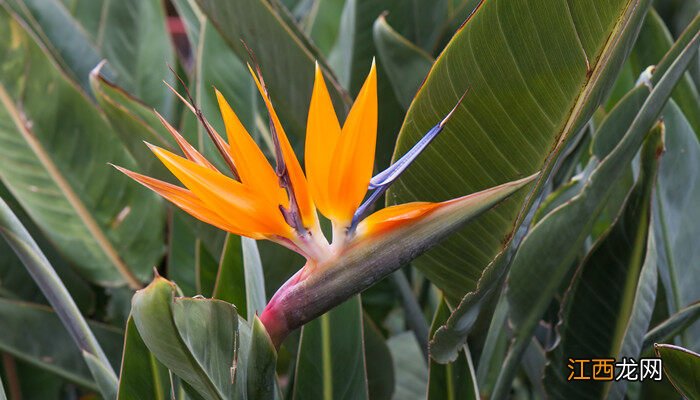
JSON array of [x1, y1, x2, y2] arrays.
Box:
[[369, 89, 468, 190], [349, 90, 468, 232], [369, 123, 442, 189]]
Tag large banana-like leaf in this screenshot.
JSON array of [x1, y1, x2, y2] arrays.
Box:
[[247, 316, 277, 400], [388, 0, 651, 308], [653, 71, 700, 351], [193, 0, 351, 139], [491, 23, 700, 397], [0, 10, 165, 286], [329, 0, 407, 95], [3, 0, 175, 112]]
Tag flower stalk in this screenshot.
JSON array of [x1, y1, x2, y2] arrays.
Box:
[[260, 173, 537, 347]]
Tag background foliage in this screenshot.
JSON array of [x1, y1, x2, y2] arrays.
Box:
[[0, 0, 700, 399]]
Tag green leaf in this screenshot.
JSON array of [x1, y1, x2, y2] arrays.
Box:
[[296, 0, 345, 56], [213, 235, 267, 321], [213, 234, 247, 315], [0, 183, 94, 312], [57, 0, 103, 37], [387, 332, 427, 399], [241, 238, 266, 319], [327, 0, 407, 167], [193, 0, 350, 140], [117, 317, 170, 400], [427, 1, 487, 52], [3, 0, 176, 112], [131, 276, 240, 400], [167, 211, 224, 299], [543, 126, 662, 400], [172, 0, 274, 182], [522, 339, 547, 399], [0, 298, 123, 391], [644, 302, 700, 352], [0, 194, 121, 384], [496, 26, 700, 396], [83, 351, 119, 400], [90, 67, 177, 178], [629, 10, 700, 134], [427, 298, 478, 400], [247, 316, 277, 400], [167, 211, 200, 297], [653, 84, 700, 349], [433, 15, 700, 367], [196, 239, 219, 297], [388, 0, 652, 324], [474, 293, 509, 397], [293, 296, 368, 400], [1, 0, 107, 95], [94, 0, 175, 113], [329, 0, 405, 95], [0, 373, 5, 400], [0, 11, 165, 286], [654, 344, 700, 400], [372, 15, 433, 110], [363, 314, 394, 400], [391, 270, 429, 358], [9, 360, 67, 399]]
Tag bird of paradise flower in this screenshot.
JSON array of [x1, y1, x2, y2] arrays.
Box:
[[115, 60, 536, 346]]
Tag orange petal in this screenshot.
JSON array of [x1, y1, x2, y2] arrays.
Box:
[[356, 201, 440, 238], [149, 144, 292, 238], [248, 65, 318, 229], [305, 63, 341, 219], [215, 90, 287, 207], [327, 61, 378, 224], [164, 81, 238, 177], [154, 111, 217, 171], [113, 165, 260, 237]]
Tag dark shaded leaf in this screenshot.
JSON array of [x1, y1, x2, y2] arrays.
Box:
[[544, 126, 662, 400], [293, 296, 368, 400], [0, 299, 123, 391], [655, 343, 700, 400]]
